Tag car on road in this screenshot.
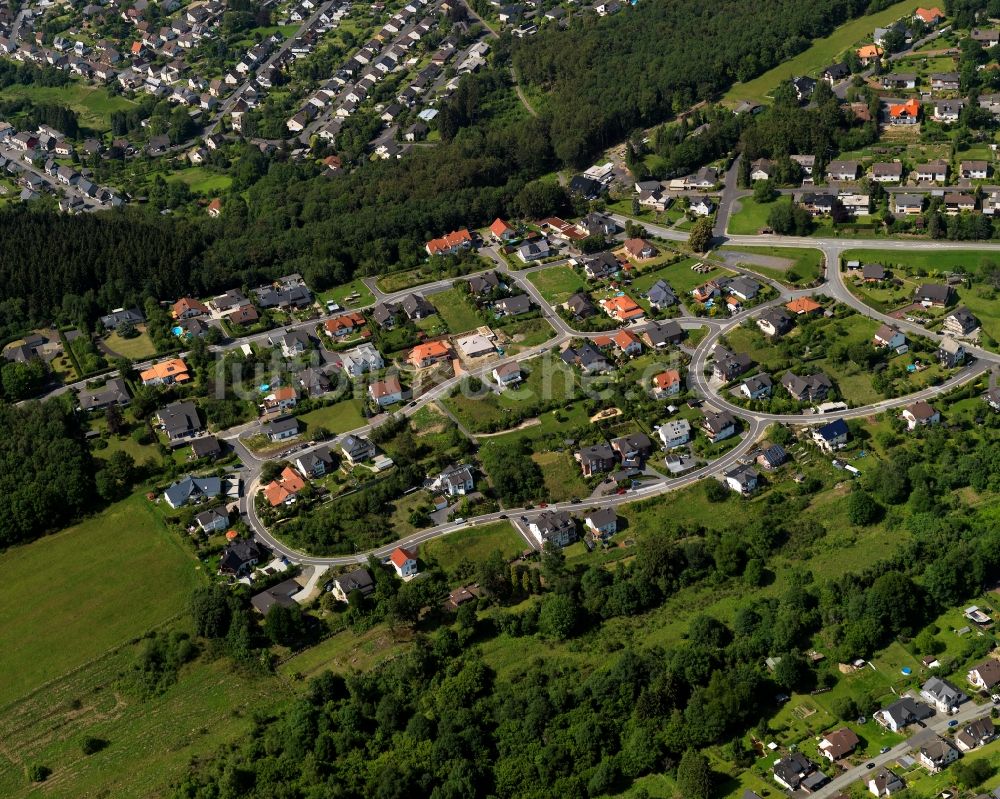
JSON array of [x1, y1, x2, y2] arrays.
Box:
[[866, 762, 875, 770], [948, 720, 958, 727], [538, 502, 548, 508], [879, 746, 890, 754], [499, 514, 507, 519]]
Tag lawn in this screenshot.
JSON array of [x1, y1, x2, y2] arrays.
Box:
[[719, 245, 825, 286], [166, 167, 233, 194], [0, 493, 203, 709], [443, 355, 578, 432], [420, 521, 526, 575], [532, 450, 591, 502], [103, 325, 157, 360], [280, 624, 415, 680], [726, 196, 776, 235], [527, 264, 588, 304], [430, 287, 483, 334], [318, 278, 375, 309], [0, 636, 288, 798], [0, 83, 136, 131], [500, 317, 557, 352], [723, 0, 919, 103], [631, 257, 731, 298], [297, 397, 366, 434], [94, 429, 165, 467]]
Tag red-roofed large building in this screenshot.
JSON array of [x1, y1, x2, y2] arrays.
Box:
[[426, 228, 473, 256]]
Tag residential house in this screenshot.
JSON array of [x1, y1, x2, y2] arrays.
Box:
[[933, 99, 964, 122], [140, 358, 190, 386], [916, 736, 959, 773], [251, 579, 301, 615], [939, 337, 966, 368], [930, 71, 960, 91], [944, 192, 976, 214], [368, 375, 403, 406], [389, 547, 418, 578], [724, 464, 759, 494], [408, 340, 452, 368], [812, 418, 849, 451], [191, 436, 221, 460], [517, 239, 551, 262], [584, 508, 618, 539], [914, 283, 953, 306], [756, 444, 788, 470], [468, 271, 502, 298], [750, 158, 772, 181], [944, 306, 980, 336], [882, 73, 916, 90], [915, 7, 944, 25], [195, 506, 229, 534], [826, 160, 860, 181], [773, 752, 817, 791], [263, 466, 306, 507], [271, 329, 312, 358], [872, 162, 904, 182], [431, 463, 475, 496], [782, 371, 832, 402], [652, 369, 682, 398], [172, 297, 209, 319], [868, 767, 905, 797], [340, 433, 376, 464], [792, 76, 817, 102], [623, 238, 658, 260], [262, 417, 299, 442], [701, 410, 737, 443], [920, 676, 967, 713], [791, 154, 816, 174], [576, 443, 617, 477], [489, 217, 516, 242], [894, 193, 924, 215], [157, 400, 202, 443], [863, 263, 887, 282], [294, 448, 333, 478], [972, 28, 1000, 47], [339, 343, 383, 377], [495, 295, 532, 316], [492, 361, 522, 389], [601, 295, 645, 323], [740, 373, 773, 400], [262, 386, 297, 414], [642, 320, 684, 348], [218, 537, 260, 575], [581, 251, 620, 280], [875, 696, 934, 732], [757, 307, 794, 337], [77, 376, 131, 412], [99, 307, 144, 330], [528, 510, 577, 547], [560, 342, 612, 373], [324, 311, 366, 337], [688, 196, 714, 216], [903, 400, 940, 430], [889, 99, 920, 125], [967, 659, 1000, 692], [956, 717, 996, 751], [961, 160, 989, 179], [712, 345, 752, 382], [658, 418, 691, 449], [819, 728, 860, 761], [425, 228, 473, 255], [800, 193, 836, 215], [915, 160, 949, 182], [647, 279, 677, 310], [330, 568, 375, 602], [163, 474, 221, 509], [856, 44, 884, 66], [610, 433, 653, 466], [873, 323, 906, 349]]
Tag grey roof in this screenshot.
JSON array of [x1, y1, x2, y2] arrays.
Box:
[[533, 509, 574, 536], [99, 307, 144, 329], [702, 410, 736, 434], [164, 474, 221, 507], [191, 435, 221, 458], [468, 271, 501, 295], [922, 676, 966, 705], [219, 537, 260, 573], [341, 433, 374, 459], [643, 319, 682, 346], [647, 279, 677, 306], [335, 567, 374, 596], [743, 372, 772, 393], [158, 400, 201, 437], [195, 506, 228, 528], [78, 376, 130, 411], [585, 507, 616, 528], [758, 444, 787, 468], [400, 293, 434, 318], [566, 291, 596, 317], [578, 442, 616, 466], [725, 463, 759, 487], [915, 283, 952, 303], [496, 295, 531, 315], [251, 578, 300, 614], [262, 417, 299, 438]]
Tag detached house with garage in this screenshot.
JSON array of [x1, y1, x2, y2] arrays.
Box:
[[528, 510, 577, 547], [868, 767, 905, 797], [819, 728, 860, 762], [873, 323, 905, 349], [576, 443, 617, 477], [967, 658, 1000, 692], [916, 736, 959, 773], [956, 717, 996, 751], [826, 160, 860, 181], [389, 547, 418, 578], [920, 676, 967, 713], [812, 418, 849, 452], [902, 401, 939, 430]]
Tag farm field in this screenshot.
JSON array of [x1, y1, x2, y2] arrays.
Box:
[[722, 0, 918, 103], [0, 493, 202, 709]]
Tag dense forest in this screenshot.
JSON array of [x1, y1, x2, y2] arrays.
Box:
[[512, 0, 894, 165]]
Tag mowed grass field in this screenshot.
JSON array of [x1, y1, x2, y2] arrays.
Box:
[[421, 521, 526, 574], [723, 0, 918, 103], [527, 264, 587, 304], [0, 83, 136, 132], [298, 397, 366, 434], [719, 245, 825, 286], [430, 287, 483, 333], [0, 493, 202, 709], [165, 166, 233, 194]]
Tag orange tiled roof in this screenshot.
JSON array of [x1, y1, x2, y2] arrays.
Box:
[[390, 546, 414, 567], [490, 217, 514, 237], [786, 297, 822, 314], [890, 99, 920, 119], [613, 330, 640, 350], [654, 369, 681, 389], [172, 297, 209, 317], [140, 358, 189, 383], [856, 44, 884, 59], [915, 6, 943, 22], [601, 295, 644, 319], [324, 311, 365, 333], [426, 228, 472, 255], [409, 340, 451, 362]]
